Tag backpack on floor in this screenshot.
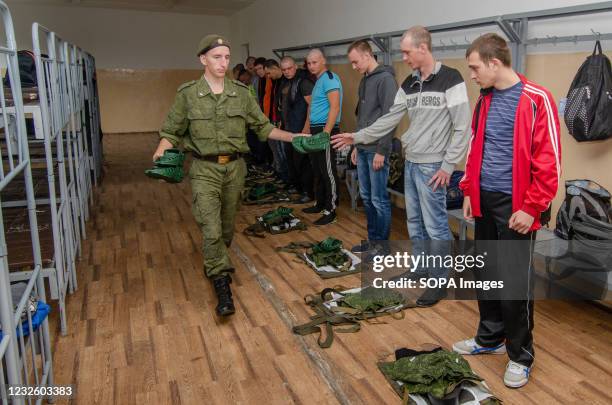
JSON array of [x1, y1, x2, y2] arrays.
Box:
[[555, 179, 612, 239], [564, 40, 612, 142]]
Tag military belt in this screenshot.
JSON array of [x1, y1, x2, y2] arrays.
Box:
[[193, 152, 242, 164]]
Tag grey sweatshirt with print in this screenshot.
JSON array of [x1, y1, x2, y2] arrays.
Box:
[[353, 62, 471, 174]]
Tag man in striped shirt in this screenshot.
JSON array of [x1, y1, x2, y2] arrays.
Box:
[[454, 33, 561, 389]]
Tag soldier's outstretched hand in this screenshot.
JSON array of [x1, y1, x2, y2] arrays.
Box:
[[331, 132, 355, 149]]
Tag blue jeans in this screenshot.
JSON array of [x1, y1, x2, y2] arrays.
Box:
[[404, 161, 452, 279], [357, 149, 391, 241]]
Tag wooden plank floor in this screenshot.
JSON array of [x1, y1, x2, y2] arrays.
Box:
[[48, 133, 612, 405]]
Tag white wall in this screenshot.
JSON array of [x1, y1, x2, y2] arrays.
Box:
[[229, 0, 612, 62], [5, 1, 609, 69], [5, 1, 231, 69]]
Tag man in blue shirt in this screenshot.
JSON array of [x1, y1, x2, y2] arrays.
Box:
[[302, 48, 343, 226]]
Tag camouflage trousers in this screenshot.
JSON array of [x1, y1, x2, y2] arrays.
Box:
[[190, 158, 246, 278]]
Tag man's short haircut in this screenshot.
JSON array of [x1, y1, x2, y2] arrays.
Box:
[[307, 48, 326, 60], [264, 59, 280, 69], [466, 33, 512, 67], [254, 57, 267, 67], [246, 56, 256, 64], [402, 26, 432, 51], [280, 55, 296, 65], [238, 69, 251, 79], [347, 39, 373, 56]]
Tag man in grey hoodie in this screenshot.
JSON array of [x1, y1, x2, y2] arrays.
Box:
[[347, 40, 398, 253], [332, 26, 471, 306]]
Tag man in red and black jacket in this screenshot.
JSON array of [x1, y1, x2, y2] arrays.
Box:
[[452, 34, 561, 389]]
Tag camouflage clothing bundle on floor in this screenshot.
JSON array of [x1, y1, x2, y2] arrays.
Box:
[[243, 206, 306, 238], [378, 349, 501, 404], [293, 286, 414, 348], [145, 148, 185, 183], [243, 182, 291, 205], [245, 163, 276, 186], [276, 237, 362, 278], [243, 164, 292, 204]]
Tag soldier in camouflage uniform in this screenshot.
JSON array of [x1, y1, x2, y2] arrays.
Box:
[[153, 34, 304, 317]]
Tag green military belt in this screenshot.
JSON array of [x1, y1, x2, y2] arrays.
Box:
[[193, 152, 242, 164]]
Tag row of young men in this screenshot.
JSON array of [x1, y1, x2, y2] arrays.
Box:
[[239, 26, 560, 389], [233, 52, 344, 226], [328, 26, 561, 389]]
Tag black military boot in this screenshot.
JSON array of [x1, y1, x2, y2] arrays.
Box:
[[213, 275, 235, 317]]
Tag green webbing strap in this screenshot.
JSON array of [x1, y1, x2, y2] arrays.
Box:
[[275, 241, 314, 254], [292, 306, 362, 348], [243, 192, 290, 205], [293, 286, 414, 348], [243, 221, 266, 238]]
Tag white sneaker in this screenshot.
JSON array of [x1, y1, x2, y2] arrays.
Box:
[[504, 360, 531, 388], [452, 338, 506, 355]]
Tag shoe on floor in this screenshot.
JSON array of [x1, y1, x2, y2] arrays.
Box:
[[416, 286, 448, 307], [314, 210, 336, 226], [452, 338, 506, 355], [212, 275, 235, 317], [295, 194, 313, 204], [504, 360, 531, 388], [302, 205, 323, 214], [350, 241, 370, 253]]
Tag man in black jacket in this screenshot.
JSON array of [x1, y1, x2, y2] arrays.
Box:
[[280, 56, 315, 202], [347, 40, 398, 252], [264, 59, 289, 183]]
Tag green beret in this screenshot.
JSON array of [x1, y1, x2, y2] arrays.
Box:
[[197, 34, 231, 56]]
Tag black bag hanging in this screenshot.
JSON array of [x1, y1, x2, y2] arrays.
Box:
[[564, 40, 612, 142], [3, 50, 38, 88], [555, 179, 612, 239]]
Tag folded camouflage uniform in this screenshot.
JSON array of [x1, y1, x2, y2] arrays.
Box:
[[243, 206, 307, 237], [277, 237, 363, 279], [378, 349, 501, 404], [243, 183, 291, 205], [308, 237, 349, 269], [292, 131, 330, 154]]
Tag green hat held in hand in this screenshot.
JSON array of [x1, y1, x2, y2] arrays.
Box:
[[145, 148, 185, 183], [292, 131, 330, 154]]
